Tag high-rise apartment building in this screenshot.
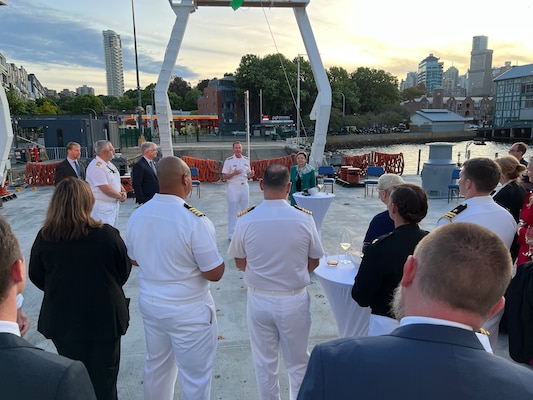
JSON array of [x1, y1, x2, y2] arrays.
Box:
[[442, 66, 459, 96], [400, 72, 418, 91], [417, 54, 443, 93], [468, 35, 493, 96], [76, 85, 95, 96], [102, 30, 124, 98]]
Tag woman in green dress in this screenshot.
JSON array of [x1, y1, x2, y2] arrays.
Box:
[[289, 150, 316, 205]]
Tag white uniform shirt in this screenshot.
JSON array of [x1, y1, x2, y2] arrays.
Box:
[[228, 199, 324, 291], [126, 193, 223, 301], [437, 195, 516, 249], [86, 155, 121, 201], [222, 155, 251, 185]]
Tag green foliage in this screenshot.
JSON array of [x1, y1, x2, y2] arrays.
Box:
[[350, 67, 400, 113], [401, 83, 428, 101], [70, 94, 105, 115], [184, 89, 202, 111]]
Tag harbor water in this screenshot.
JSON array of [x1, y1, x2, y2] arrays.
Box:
[[343, 141, 513, 175]]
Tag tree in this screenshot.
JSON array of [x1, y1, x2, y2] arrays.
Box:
[[168, 76, 191, 99], [327, 66, 359, 116], [36, 98, 58, 114], [401, 83, 428, 101], [196, 79, 211, 92], [183, 89, 201, 111], [70, 94, 105, 115], [350, 67, 400, 113], [6, 88, 28, 114]]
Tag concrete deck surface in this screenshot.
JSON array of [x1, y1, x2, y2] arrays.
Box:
[[2, 171, 513, 399]]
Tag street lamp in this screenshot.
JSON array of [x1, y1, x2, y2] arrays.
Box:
[[82, 108, 97, 120], [340, 92, 346, 116]]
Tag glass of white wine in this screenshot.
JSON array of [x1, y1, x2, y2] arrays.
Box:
[[524, 226, 533, 259], [317, 178, 324, 193], [339, 230, 351, 264]]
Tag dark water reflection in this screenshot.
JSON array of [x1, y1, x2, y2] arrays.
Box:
[[343, 141, 513, 175]]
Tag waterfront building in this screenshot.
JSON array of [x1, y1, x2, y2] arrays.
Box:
[[468, 35, 493, 97], [493, 64, 533, 128], [198, 76, 241, 134], [417, 54, 443, 93], [102, 30, 124, 98], [28, 74, 46, 100]]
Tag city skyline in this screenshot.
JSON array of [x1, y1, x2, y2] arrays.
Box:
[[1, 0, 532, 96]]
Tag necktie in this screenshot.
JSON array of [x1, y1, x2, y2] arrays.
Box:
[[74, 160, 81, 178], [150, 161, 156, 174]]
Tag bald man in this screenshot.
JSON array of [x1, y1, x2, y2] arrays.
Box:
[[126, 156, 224, 400]]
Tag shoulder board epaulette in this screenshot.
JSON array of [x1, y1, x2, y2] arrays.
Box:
[[439, 204, 467, 222], [184, 202, 205, 217], [478, 328, 490, 336], [96, 161, 102, 166], [238, 206, 256, 217], [226, 155, 233, 160], [371, 231, 394, 245], [294, 205, 313, 215]]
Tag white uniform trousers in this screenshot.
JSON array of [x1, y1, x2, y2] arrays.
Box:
[[139, 292, 218, 400], [247, 289, 311, 400], [91, 200, 120, 227], [227, 182, 249, 238]]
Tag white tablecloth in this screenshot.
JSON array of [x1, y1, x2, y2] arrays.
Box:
[[313, 255, 371, 338], [293, 192, 335, 233]]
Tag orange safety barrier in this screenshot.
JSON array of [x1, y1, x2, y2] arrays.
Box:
[[342, 152, 404, 175], [342, 153, 372, 173], [183, 154, 297, 182], [251, 154, 296, 180], [373, 152, 404, 175], [120, 176, 134, 193], [182, 156, 222, 182], [25, 162, 59, 186]]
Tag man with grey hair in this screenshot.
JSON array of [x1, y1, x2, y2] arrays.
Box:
[[0, 215, 97, 400], [132, 141, 159, 205], [298, 223, 533, 400], [86, 140, 127, 227]]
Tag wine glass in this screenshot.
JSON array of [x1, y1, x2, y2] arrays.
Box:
[[524, 226, 533, 259], [339, 230, 352, 264], [317, 178, 324, 193]]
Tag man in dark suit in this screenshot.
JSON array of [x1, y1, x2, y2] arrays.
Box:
[[298, 222, 533, 400], [132, 141, 159, 205], [54, 141, 85, 185], [0, 215, 96, 400]]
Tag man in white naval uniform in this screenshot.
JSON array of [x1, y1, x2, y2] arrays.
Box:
[[437, 157, 516, 350], [86, 140, 126, 228], [222, 141, 254, 239], [228, 164, 324, 400], [126, 156, 224, 400]]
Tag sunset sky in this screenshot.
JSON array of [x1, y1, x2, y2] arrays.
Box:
[[1, 0, 532, 95]]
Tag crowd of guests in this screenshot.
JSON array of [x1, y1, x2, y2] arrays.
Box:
[[3, 140, 533, 400]]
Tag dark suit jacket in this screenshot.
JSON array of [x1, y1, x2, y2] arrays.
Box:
[[29, 225, 132, 341], [298, 324, 533, 400], [494, 181, 527, 222], [54, 158, 86, 185], [132, 157, 159, 204], [0, 332, 96, 399], [352, 224, 428, 317]]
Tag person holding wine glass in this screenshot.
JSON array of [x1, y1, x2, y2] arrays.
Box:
[[352, 183, 428, 336], [516, 157, 533, 267], [289, 151, 316, 205]]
